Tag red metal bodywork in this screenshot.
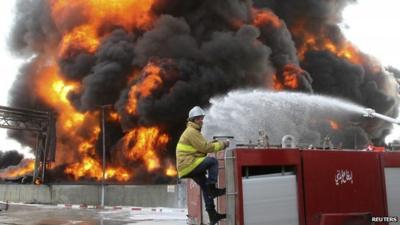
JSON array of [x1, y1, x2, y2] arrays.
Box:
[[302, 151, 386, 225], [382, 152, 400, 167], [216, 151, 227, 225], [186, 148, 400, 225], [234, 149, 305, 225], [187, 179, 202, 224]]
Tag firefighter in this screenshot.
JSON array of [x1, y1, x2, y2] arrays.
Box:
[[176, 106, 229, 225]]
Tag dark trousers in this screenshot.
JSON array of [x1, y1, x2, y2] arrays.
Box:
[[183, 157, 219, 211]]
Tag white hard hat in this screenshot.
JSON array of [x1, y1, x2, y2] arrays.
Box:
[[188, 106, 206, 119]]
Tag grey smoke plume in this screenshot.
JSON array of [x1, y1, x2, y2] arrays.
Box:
[[5, 0, 400, 181], [9, 0, 59, 55]]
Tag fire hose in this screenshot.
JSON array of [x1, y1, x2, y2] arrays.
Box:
[[363, 108, 400, 125]]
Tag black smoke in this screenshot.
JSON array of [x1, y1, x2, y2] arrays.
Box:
[[76, 29, 137, 111], [118, 16, 273, 129], [253, 0, 398, 143], [6, 0, 400, 182], [0, 151, 24, 169]]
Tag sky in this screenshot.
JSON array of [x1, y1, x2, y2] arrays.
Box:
[[340, 0, 400, 142], [0, 0, 33, 157], [341, 0, 400, 69], [0, 0, 399, 155]]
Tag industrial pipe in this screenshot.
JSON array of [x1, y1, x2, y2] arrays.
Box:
[[363, 108, 400, 125]]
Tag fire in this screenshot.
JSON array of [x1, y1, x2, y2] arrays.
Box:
[[273, 75, 284, 90], [105, 168, 131, 182], [273, 64, 302, 90], [50, 0, 156, 57], [165, 164, 177, 177], [6, 0, 395, 185], [59, 25, 100, 57], [292, 21, 362, 64], [0, 159, 35, 179], [282, 64, 301, 89], [62, 114, 133, 181], [88, 0, 155, 28], [78, 127, 100, 155], [252, 9, 282, 28], [121, 126, 169, 172], [50, 0, 155, 28], [109, 112, 120, 121], [34, 63, 172, 182], [51, 80, 76, 103], [36, 64, 111, 181], [65, 157, 100, 181], [35, 178, 42, 185], [126, 63, 163, 114], [36, 64, 91, 131], [330, 120, 340, 130], [64, 125, 169, 181], [65, 156, 131, 182], [39, 66, 78, 105]]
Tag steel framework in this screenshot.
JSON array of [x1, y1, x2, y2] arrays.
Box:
[[0, 105, 56, 183]]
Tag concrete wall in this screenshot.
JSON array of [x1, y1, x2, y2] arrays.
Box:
[[0, 183, 187, 207]]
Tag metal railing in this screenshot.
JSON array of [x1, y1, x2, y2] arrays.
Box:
[[0, 105, 56, 183]]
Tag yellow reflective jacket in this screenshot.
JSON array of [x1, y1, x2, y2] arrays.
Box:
[[176, 121, 225, 178]]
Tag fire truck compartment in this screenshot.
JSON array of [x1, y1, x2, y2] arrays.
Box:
[[243, 174, 299, 225], [186, 148, 400, 225], [384, 168, 400, 221]]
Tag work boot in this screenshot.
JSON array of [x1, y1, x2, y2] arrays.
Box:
[[207, 209, 226, 225], [207, 183, 226, 199]]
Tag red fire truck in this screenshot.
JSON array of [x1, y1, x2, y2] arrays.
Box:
[[186, 147, 400, 225], [187, 107, 400, 225]]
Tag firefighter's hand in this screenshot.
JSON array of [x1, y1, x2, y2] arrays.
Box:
[[223, 140, 230, 148]]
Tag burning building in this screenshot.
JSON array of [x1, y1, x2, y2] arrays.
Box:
[[1, 0, 399, 183]]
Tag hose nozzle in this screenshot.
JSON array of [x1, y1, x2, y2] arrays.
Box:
[[363, 108, 376, 118], [363, 107, 400, 125]]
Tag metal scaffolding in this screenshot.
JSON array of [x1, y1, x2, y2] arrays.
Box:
[[0, 105, 56, 183]]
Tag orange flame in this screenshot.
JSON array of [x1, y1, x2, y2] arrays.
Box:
[[36, 64, 90, 131], [65, 157, 101, 180], [329, 120, 340, 130], [78, 127, 100, 155], [126, 63, 163, 114], [292, 21, 362, 64], [50, 0, 155, 57], [165, 164, 177, 177], [59, 25, 100, 57], [0, 159, 35, 179], [59, 102, 131, 182], [35, 64, 119, 181], [109, 112, 121, 121], [252, 9, 282, 28], [121, 126, 169, 172], [282, 64, 301, 89], [105, 167, 131, 181], [35, 178, 42, 185], [22, 1, 176, 183], [273, 64, 302, 90], [273, 74, 284, 90], [65, 156, 131, 182], [34, 63, 171, 182]]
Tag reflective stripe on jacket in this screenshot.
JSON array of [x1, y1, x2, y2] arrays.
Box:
[[176, 121, 225, 178]]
